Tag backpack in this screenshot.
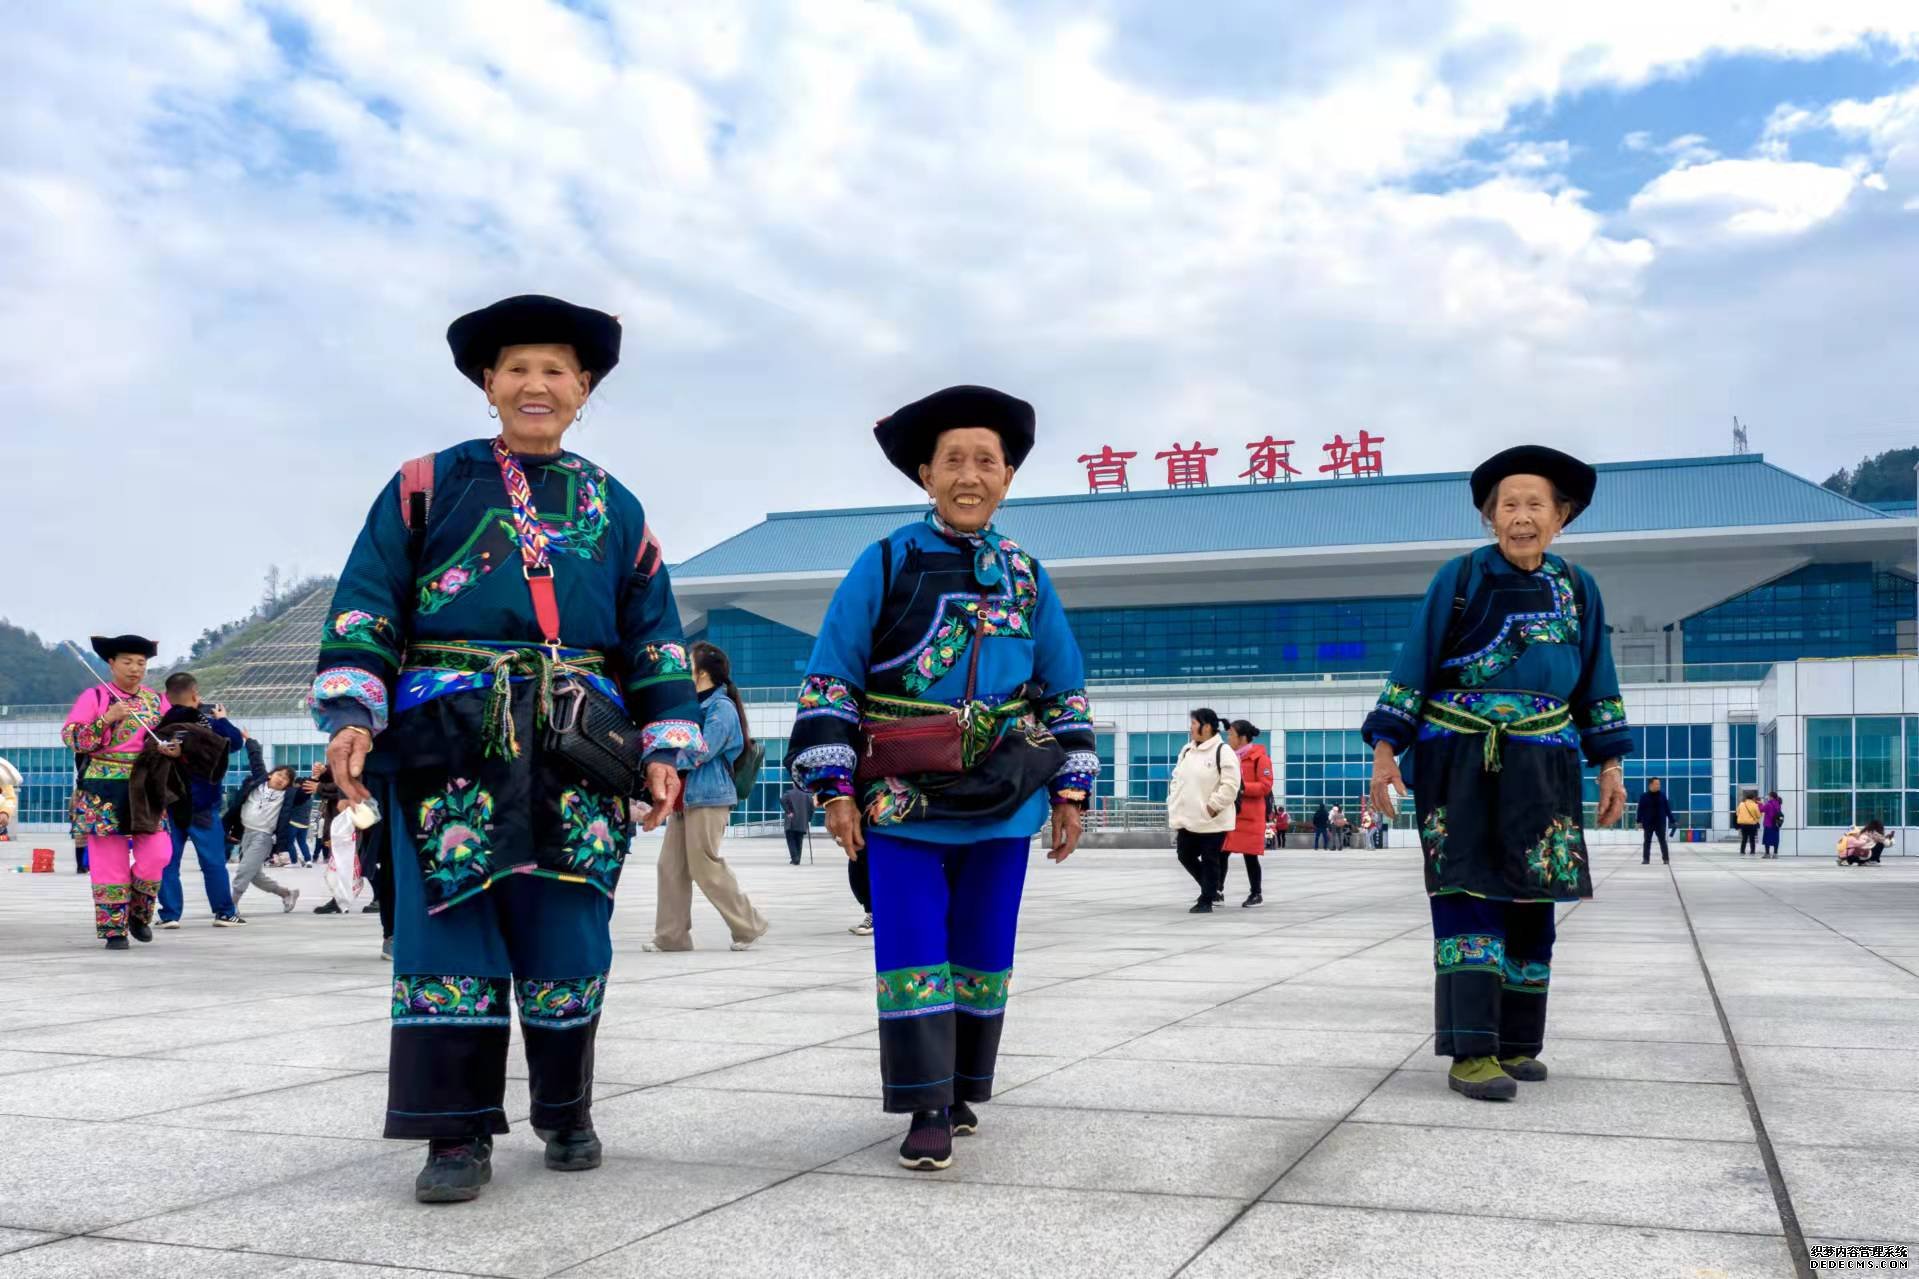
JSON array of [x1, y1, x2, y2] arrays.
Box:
[[730, 737, 765, 805]]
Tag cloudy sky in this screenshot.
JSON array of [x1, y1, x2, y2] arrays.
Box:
[[10, 1, 1919, 656]]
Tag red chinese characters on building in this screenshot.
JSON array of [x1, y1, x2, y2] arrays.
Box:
[[1318, 431, 1386, 478], [1077, 445, 1139, 493], [1240, 436, 1303, 483], [1155, 441, 1219, 488]]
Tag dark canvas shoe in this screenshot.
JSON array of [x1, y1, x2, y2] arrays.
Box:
[[129, 920, 153, 943], [1499, 1055, 1548, 1082], [950, 1101, 979, 1136], [1188, 901, 1212, 913], [897, 1109, 953, 1170], [414, 1136, 493, 1203], [1242, 894, 1263, 907], [313, 900, 343, 915], [1447, 1056, 1518, 1101], [104, 936, 130, 951], [537, 1127, 604, 1172]]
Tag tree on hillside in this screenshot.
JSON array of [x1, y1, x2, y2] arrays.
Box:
[[1823, 447, 1919, 503], [0, 620, 93, 707]]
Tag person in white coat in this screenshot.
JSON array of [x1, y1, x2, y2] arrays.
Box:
[[1168, 708, 1242, 914]]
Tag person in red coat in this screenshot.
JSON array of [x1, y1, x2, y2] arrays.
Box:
[[1223, 720, 1273, 907]]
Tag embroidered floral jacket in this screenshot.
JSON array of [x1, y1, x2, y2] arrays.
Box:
[[310, 438, 702, 762], [790, 515, 1098, 845], [1361, 544, 1633, 767], [63, 685, 169, 781]]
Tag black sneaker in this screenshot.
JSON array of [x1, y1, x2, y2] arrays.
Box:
[[950, 1101, 979, 1136], [414, 1136, 493, 1203], [898, 1109, 952, 1170], [212, 914, 247, 927], [1188, 902, 1212, 914], [536, 1126, 604, 1172], [129, 920, 153, 943], [1212, 891, 1225, 903], [361, 903, 379, 914], [1242, 894, 1263, 908], [104, 936, 131, 951], [313, 900, 342, 915]]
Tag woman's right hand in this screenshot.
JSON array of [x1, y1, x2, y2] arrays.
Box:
[[327, 727, 373, 804], [102, 701, 132, 726], [825, 796, 865, 859], [1369, 743, 1405, 820]]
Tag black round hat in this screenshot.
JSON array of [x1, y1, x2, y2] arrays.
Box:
[[446, 294, 621, 389], [874, 385, 1036, 482], [90, 634, 158, 661], [1470, 445, 1598, 525]]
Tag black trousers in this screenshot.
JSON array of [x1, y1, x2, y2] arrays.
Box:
[[368, 818, 395, 940], [784, 829, 805, 864], [1737, 824, 1759, 855], [849, 852, 872, 911], [1219, 852, 1263, 896], [1176, 830, 1227, 903], [1642, 825, 1669, 862]]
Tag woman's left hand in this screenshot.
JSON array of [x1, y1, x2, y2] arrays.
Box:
[[1048, 803, 1083, 863], [1597, 763, 1626, 826]]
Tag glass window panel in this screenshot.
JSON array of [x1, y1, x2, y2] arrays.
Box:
[[1806, 718, 1854, 790], [1693, 725, 1712, 758], [1856, 718, 1902, 791], [1806, 791, 1853, 827]]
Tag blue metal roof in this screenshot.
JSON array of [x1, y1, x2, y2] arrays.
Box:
[[675, 454, 1895, 580]]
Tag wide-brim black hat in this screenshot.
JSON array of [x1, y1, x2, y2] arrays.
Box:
[[90, 634, 158, 661], [874, 385, 1036, 482], [446, 294, 621, 390], [1470, 445, 1598, 526]]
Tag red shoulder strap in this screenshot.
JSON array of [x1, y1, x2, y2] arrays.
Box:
[[398, 452, 437, 528]]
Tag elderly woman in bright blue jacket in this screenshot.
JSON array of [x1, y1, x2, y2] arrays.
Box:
[[644, 641, 768, 953]]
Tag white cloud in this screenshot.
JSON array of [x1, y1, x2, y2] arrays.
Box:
[[1628, 158, 1861, 242], [7, 1, 1919, 654]]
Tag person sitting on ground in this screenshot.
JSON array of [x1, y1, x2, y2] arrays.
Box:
[[1837, 820, 1893, 866]]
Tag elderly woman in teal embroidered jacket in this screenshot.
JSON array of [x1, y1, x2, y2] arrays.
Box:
[[312, 295, 703, 1203], [1364, 445, 1630, 1103]]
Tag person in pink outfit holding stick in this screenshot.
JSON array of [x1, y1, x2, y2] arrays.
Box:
[[62, 635, 176, 950]]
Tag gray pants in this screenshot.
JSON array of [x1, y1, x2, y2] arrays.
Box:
[[231, 829, 290, 905]]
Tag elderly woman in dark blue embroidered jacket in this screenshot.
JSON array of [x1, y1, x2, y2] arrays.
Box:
[[312, 295, 704, 1203], [790, 385, 1097, 1172], [1364, 445, 1631, 1103]]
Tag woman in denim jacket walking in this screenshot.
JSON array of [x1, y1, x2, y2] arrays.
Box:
[[645, 642, 769, 952]]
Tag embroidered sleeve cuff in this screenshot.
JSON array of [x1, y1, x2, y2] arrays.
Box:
[[1050, 750, 1100, 805], [309, 666, 390, 735], [795, 674, 863, 724], [1039, 689, 1093, 731], [641, 719, 703, 761], [791, 743, 858, 800]]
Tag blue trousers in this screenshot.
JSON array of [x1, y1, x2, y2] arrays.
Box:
[[159, 807, 236, 923], [1430, 893, 1556, 1059], [288, 823, 312, 864], [867, 830, 1029, 1113], [384, 776, 615, 1141]]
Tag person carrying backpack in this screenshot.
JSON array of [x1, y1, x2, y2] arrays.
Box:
[[643, 642, 768, 953]]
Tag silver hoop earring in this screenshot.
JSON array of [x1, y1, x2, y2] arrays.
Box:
[[487, 404, 499, 420]]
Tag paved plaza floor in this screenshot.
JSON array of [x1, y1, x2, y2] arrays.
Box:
[[0, 835, 1913, 1278]]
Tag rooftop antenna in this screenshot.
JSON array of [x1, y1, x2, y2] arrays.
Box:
[[1732, 416, 1750, 454]]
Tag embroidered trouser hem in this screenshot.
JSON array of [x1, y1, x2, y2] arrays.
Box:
[[869, 831, 1027, 1114], [1431, 894, 1555, 1060]]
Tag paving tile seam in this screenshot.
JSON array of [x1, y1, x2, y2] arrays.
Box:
[[1727, 871, 1919, 983], [1665, 858, 1814, 1279], [1336, 1115, 1760, 1146], [61, 1235, 517, 1278], [1256, 1192, 1795, 1240], [1168, 1032, 1434, 1277], [803, 1165, 1252, 1204]]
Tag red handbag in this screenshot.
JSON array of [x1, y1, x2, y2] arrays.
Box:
[[856, 617, 982, 784]]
